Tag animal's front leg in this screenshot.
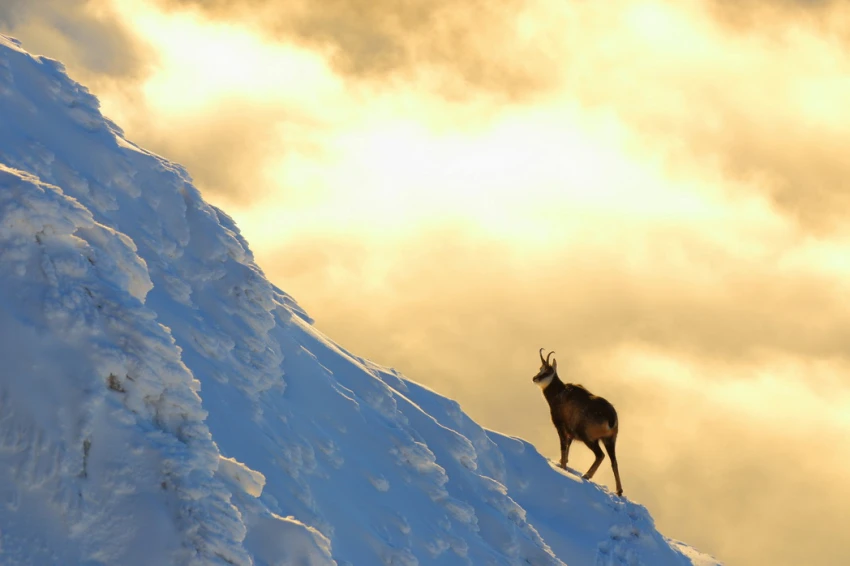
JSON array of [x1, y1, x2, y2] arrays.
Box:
[[558, 427, 572, 469]]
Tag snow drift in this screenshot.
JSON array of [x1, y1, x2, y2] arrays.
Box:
[[0, 35, 719, 566]]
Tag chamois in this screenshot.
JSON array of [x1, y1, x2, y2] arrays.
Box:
[[532, 349, 623, 496]]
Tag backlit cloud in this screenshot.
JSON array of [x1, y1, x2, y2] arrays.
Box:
[[0, 0, 146, 77], [155, 0, 562, 98]]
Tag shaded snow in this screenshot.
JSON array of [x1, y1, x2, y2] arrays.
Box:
[[0, 34, 720, 565]]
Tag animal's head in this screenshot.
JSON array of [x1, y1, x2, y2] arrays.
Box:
[[533, 348, 558, 389]]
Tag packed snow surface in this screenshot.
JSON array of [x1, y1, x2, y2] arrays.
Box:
[[0, 35, 720, 565]]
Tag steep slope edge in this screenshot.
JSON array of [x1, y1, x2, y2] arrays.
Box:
[[0, 35, 719, 566]]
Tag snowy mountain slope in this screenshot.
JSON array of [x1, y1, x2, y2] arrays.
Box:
[[0, 35, 720, 566]]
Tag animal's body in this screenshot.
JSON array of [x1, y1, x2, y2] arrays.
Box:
[[533, 349, 623, 496]]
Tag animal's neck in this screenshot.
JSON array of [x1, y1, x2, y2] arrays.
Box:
[[542, 373, 566, 402]]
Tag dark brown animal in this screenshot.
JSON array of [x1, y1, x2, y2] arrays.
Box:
[[532, 348, 623, 496]]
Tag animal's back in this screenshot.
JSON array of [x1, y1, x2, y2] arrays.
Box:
[[557, 385, 618, 436]]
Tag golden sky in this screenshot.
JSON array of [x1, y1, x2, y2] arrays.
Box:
[[3, 1, 850, 564]]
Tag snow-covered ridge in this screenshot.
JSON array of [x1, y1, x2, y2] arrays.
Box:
[[0, 34, 719, 565]]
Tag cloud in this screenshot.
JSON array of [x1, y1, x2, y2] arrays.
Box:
[[608, 352, 850, 566], [8, 0, 850, 228], [706, 0, 840, 29], [115, 97, 295, 203], [154, 0, 561, 99], [0, 0, 146, 78], [259, 223, 850, 390], [146, 0, 850, 230], [544, 0, 850, 233], [622, 386, 850, 566]]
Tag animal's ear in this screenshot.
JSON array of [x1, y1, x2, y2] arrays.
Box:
[[552, 358, 558, 371]]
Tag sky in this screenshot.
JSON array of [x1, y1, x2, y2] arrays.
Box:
[[2, 0, 849, 564]]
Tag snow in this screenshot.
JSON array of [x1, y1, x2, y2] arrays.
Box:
[[0, 33, 720, 565], [218, 457, 266, 499]]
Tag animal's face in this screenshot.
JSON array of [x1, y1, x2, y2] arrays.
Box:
[[532, 364, 555, 389], [533, 349, 558, 389]]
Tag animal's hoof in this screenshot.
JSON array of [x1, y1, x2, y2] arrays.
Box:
[[559, 463, 567, 470], [581, 474, 590, 480]]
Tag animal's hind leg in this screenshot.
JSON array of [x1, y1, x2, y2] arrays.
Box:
[[602, 436, 623, 496], [582, 440, 605, 480]]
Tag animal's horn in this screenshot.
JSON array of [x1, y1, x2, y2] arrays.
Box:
[[539, 348, 546, 365], [546, 351, 555, 364]]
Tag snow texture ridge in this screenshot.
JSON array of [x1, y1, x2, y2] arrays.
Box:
[[0, 34, 720, 565]]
